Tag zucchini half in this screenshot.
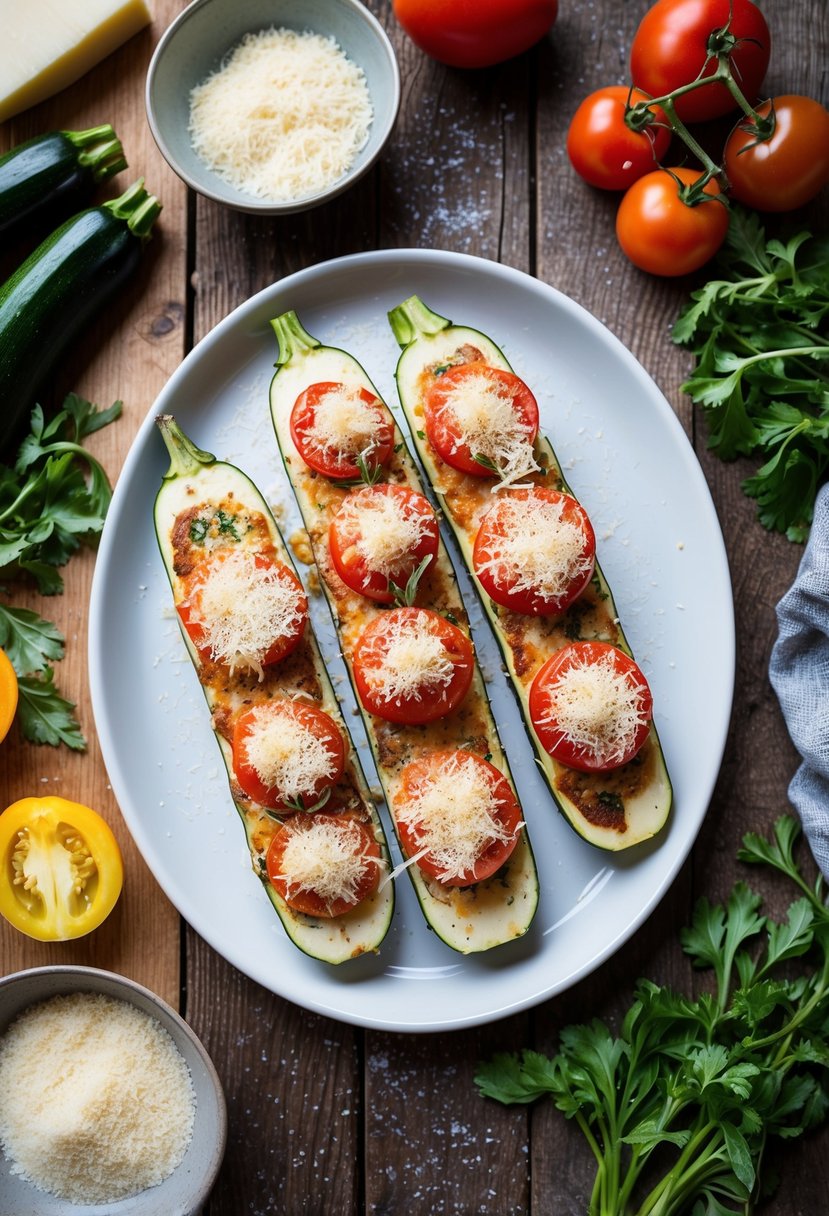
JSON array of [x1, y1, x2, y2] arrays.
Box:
[[153, 416, 394, 964], [268, 312, 539, 955], [388, 296, 672, 852]]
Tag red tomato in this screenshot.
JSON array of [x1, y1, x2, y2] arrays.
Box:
[[424, 362, 539, 478], [615, 167, 728, 277], [529, 641, 653, 772], [630, 0, 771, 124], [391, 0, 558, 69], [567, 87, 672, 191], [290, 382, 395, 481], [266, 812, 381, 918], [328, 484, 439, 604], [232, 700, 345, 812], [353, 607, 474, 724], [473, 487, 596, 616], [177, 551, 307, 670], [724, 96, 829, 212], [394, 749, 522, 885]]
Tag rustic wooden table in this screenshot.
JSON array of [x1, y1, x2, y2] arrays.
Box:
[[2, 1, 828, 1211]]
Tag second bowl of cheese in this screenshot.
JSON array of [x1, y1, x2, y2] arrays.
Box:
[[146, 0, 400, 214]]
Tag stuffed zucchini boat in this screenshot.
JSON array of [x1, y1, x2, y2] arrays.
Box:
[[268, 312, 539, 954], [387, 296, 672, 852], [154, 416, 394, 963]]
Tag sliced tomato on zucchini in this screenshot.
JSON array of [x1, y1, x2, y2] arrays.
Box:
[[266, 811, 382, 918], [290, 381, 395, 480], [352, 607, 474, 724], [529, 641, 653, 772], [473, 487, 596, 616], [177, 549, 308, 673], [232, 699, 345, 812], [424, 361, 539, 480], [393, 750, 522, 886], [328, 483, 439, 603]]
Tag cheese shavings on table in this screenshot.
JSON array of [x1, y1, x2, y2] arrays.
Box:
[[0, 0, 151, 123], [188, 27, 373, 202]]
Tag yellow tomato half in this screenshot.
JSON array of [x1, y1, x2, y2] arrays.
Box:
[[0, 647, 18, 743], [0, 797, 123, 941]]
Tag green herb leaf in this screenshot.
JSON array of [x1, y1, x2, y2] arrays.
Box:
[[0, 604, 65, 673], [15, 667, 86, 750]]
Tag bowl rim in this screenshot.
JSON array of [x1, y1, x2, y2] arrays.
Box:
[[145, 0, 401, 215], [0, 964, 228, 1214]]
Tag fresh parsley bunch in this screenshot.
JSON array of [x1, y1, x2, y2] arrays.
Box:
[[0, 394, 121, 748], [476, 816, 829, 1215], [674, 209, 829, 542]]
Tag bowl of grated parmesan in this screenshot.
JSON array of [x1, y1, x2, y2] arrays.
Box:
[[0, 965, 227, 1215], [146, 0, 400, 214]]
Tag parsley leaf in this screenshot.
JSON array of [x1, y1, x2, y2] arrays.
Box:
[[16, 667, 86, 750]]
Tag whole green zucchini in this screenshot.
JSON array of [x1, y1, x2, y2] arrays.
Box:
[[0, 178, 160, 458], [0, 125, 127, 238]]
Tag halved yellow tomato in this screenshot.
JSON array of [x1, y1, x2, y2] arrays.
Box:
[[0, 797, 123, 941], [0, 647, 18, 743]]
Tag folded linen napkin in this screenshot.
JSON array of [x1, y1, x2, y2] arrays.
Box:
[[769, 481, 829, 879]]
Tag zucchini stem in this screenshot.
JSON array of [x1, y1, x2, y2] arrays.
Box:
[[65, 124, 127, 182], [103, 178, 162, 240], [388, 295, 452, 347], [270, 310, 321, 366], [156, 415, 215, 481]]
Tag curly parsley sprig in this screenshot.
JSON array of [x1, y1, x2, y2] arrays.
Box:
[[673, 209, 829, 542], [0, 395, 121, 748], [476, 815, 829, 1215]]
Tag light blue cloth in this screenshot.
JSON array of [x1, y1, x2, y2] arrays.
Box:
[[769, 482, 829, 878]]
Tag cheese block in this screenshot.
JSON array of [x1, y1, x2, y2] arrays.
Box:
[[0, 0, 151, 123]]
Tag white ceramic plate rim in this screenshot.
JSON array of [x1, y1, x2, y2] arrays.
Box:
[[88, 249, 735, 1033]]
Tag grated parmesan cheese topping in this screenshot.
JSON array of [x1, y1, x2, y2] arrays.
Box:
[[276, 817, 378, 907], [187, 549, 306, 677], [242, 705, 339, 800], [0, 993, 195, 1205], [475, 492, 593, 604], [337, 491, 432, 578], [537, 650, 650, 766], [360, 612, 455, 704], [188, 27, 373, 202], [395, 753, 519, 883], [300, 384, 386, 464], [436, 368, 540, 486]]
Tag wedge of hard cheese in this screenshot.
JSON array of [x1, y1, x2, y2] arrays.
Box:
[[0, 0, 151, 123]]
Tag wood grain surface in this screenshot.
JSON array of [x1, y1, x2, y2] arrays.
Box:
[[1, 1, 828, 1212]]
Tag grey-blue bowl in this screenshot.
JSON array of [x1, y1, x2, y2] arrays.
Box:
[[146, 0, 400, 214], [0, 966, 227, 1216]]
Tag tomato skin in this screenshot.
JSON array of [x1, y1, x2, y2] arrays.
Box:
[[328, 484, 439, 604], [0, 797, 123, 941], [394, 749, 522, 885], [391, 0, 558, 69], [353, 607, 474, 724], [290, 382, 395, 481], [178, 551, 308, 670], [724, 96, 829, 212], [630, 0, 770, 124], [232, 700, 345, 812], [266, 812, 381, 918], [472, 487, 596, 616], [424, 362, 539, 478], [567, 87, 671, 191], [529, 641, 653, 772], [616, 167, 728, 277]]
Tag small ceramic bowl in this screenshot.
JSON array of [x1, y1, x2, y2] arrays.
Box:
[[146, 0, 400, 214], [0, 966, 227, 1216]]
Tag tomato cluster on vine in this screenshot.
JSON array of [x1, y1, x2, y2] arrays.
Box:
[[567, 0, 829, 276]]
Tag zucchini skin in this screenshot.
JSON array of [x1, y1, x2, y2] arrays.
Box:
[[0, 182, 157, 459], [0, 127, 126, 238]]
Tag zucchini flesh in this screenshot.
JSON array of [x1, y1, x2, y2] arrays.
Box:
[[0, 126, 127, 238], [153, 416, 394, 964], [0, 178, 160, 459], [388, 296, 672, 852], [269, 311, 539, 955]]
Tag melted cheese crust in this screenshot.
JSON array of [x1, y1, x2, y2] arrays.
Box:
[[337, 490, 431, 579], [435, 367, 539, 486], [475, 492, 593, 604], [242, 705, 339, 799], [537, 650, 650, 767], [302, 384, 385, 463], [275, 816, 378, 906]]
